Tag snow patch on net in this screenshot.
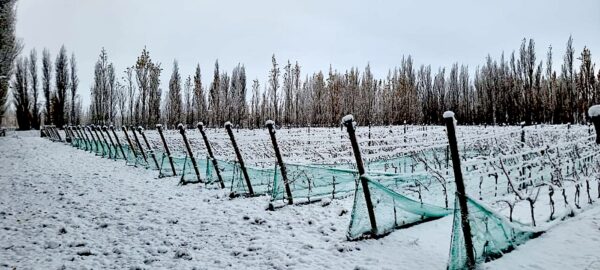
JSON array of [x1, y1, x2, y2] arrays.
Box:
[[588, 105, 600, 117]]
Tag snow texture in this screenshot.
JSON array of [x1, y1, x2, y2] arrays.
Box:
[[588, 105, 600, 117], [2, 126, 599, 269], [443, 111, 454, 118], [341, 114, 354, 123]]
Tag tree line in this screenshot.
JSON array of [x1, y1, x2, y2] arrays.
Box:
[[95, 36, 596, 129]]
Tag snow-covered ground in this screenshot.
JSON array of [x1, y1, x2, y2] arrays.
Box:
[[1, 128, 599, 269]]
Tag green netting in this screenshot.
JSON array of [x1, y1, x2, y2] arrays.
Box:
[[158, 153, 187, 177], [271, 164, 358, 204], [347, 175, 453, 240], [447, 195, 543, 270], [93, 141, 109, 157], [70, 137, 80, 148], [179, 156, 219, 185], [228, 161, 275, 196]]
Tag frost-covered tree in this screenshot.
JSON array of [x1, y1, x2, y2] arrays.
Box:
[[29, 49, 40, 129], [184, 75, 193, 126], [53, 45, 69, 128], [268, 54, 280, 123], [12, 57, 30, 130], [0, 0, 22, 126], [192, 64, 207, 124], [69, 53, 79, 125], [165, 60, 182, 127], [41, 48, 52, 124]]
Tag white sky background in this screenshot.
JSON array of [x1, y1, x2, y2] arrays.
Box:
[[15, 0, 600, 107]]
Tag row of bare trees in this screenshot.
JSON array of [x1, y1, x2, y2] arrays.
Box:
[[10, 46, 80, 130]]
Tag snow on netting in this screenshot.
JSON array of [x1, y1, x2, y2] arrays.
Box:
[[447, 195, 543, 270], [347, 175, 452, 240]]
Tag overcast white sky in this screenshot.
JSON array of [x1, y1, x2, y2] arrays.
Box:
[[15, 0, 600, 106]]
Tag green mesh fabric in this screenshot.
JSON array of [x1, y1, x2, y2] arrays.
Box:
[[447, 195, 543, 270], [228, 161, 275, 196], [271, 164, 358, 204], [347, 175, 452, 240], [158, 153, 187, 178]]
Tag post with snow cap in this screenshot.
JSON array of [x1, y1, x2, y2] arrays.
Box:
[[178, 123, 202, 183], [81, 126, 94, 151], [54, 125, 63, 141], [102, 126, 117, 158], [67, 126, 77, 145], [77, 126, 89, 149], [87, 125, 100, 152], [110, 125, 127, 160], [443, 111, 475, 269], [122, 126, 138, 160], [131, 125, 148, 164], [266, 120, 293, 205], [225, 121, 254, 196], [197, 122, 225, 188], [97, 125, 111, 157], [156, 124, 177, 176], [92, 125, 107, 155], [342, 115, 378, 236], [589, 105, 600, 144], [138, 126, 160, 169]]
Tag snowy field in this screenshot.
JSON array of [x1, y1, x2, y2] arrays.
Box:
[[1, 125, 600, 269]]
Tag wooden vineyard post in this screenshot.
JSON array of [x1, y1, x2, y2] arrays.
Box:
[[103, 126, 117, 159], [521, 122, 525, 144], [342, 115, 377, 236], [225, 121, 254, 196], [588, 105, 600, 144], [266, 120, 293, 205], [110, 125, 127, 160], [97, 125, 111, 157], [92, 125, 107, 155], [87, 126, 100, 152], [122, 126, 138, 160], [64, 126, 72, 142], [138, 127, 160, 170], [443, 111, 475, 269], [80, 126, 93, 151], [54, 126, 63, 141], [178, 124, 202, 183], [157, 124, 177, 176], [197, 122, 225, 188], [131, 125, 148, 164], [68, 126, 77, 145]]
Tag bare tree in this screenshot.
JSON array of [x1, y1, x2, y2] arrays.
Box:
[[0, 0, 22, 126], [12, 57, 30, 130], [29, 49, 40, 129], [69, 53, 79, 125]]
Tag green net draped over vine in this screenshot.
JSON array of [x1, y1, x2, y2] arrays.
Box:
[[347, 175, 452, 240], [447, 195, 543, 270]]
